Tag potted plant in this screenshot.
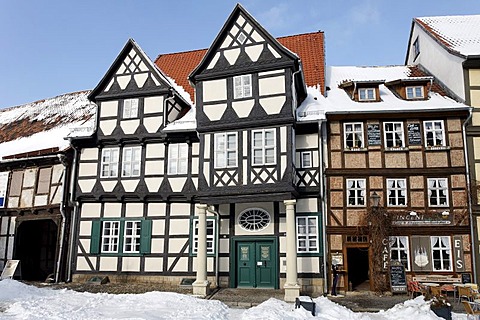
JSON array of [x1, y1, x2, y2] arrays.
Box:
[[429, 294, 452, 320]]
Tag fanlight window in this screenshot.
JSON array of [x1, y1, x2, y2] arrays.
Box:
[[238, 208, 271, 231]]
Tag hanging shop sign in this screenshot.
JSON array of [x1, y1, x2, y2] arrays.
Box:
[[453, 235, 465, 272]]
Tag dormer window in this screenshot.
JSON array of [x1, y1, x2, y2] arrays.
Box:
[[406, 86, 424, 99], [359, 88, 376, 101]]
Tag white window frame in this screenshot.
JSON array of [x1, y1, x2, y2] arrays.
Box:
[[192, 219, 215, 254], [300, 151, 312, 168], [424, 120, 445, 147], [101, 221, 120, 253], [252, 129, 276, 165], [123, 220, 141, 253], [384, 122, 405, 148], [428, 178, 449, 207], [214, 132, 238, 169], [389, 236, 411, 271], [122, 146, 142, 177], [346, 179, 366, 207], [431, 236, 452, 271], [233, 74, 252, 99], [358, 88, 376, 101], [101, 147, 120, 178], [123, 98, 139, 119], [296, 216, 319, 253], [344, 122, 364, 148], [387, 178, 407, 207], [168, 143, 188, 175], [406, 86, 424, 99]]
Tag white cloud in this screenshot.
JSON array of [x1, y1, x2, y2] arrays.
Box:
[[349, 0, 380, 25]]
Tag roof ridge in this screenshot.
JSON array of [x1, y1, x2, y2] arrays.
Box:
[[1, 90, 91, 112]]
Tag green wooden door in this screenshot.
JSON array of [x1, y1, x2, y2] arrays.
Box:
[[255, 242, 275, 287], [236, 240, 275, 288], [237, 242, 255, 287]]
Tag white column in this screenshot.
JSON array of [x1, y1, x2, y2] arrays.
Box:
[[284, 199, 300, 302], [193, 204, 210, 297]]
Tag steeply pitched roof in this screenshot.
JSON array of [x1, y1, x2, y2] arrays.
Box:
[[414, 15, 480, 57], [0, 91, 96, 159], [155, 31, 325, 100]]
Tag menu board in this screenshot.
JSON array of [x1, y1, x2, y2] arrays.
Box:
[[389, 261, 407, 293], [461, 273, 472, 284], [367, 124, 381, 146], [407, 123, 422, 145]]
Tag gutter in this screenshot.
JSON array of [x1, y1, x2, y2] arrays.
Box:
[[318, 119, 328, 294], [66, 143, 79, 282], [55, 154, 68, 283], [463, 108, 476, 282]]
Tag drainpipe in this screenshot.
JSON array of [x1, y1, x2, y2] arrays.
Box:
[[55, 154, 68, 283], [66, 144, 79, 282], [463, 108, 476, 282], [206, 205, 220, 288], [319, 118, 328, 294]]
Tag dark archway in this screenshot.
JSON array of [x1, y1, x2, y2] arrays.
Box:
[[14, 219, 58, 281]]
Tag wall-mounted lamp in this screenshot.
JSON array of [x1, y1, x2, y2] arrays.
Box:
[[371, 191, 380, 207]]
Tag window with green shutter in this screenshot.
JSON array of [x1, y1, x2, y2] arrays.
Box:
[[89, 218, 152, 256]]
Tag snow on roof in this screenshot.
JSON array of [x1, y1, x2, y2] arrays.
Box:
[[0, 91, 96, 160], [163, 105, 197, 132], [297, 66, 468, 121], [416, 15, 480, 57]]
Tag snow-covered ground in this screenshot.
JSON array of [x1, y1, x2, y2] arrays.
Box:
[[0, 280, 469, 319]]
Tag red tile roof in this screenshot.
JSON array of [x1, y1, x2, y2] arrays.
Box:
[[155, 31, 325, 100]]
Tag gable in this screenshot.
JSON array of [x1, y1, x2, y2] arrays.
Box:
[[189, 4, 299, 81], [90, 39, 171, 101]]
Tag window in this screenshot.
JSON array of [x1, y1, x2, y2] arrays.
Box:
[[424, 120, 445, 147], [428, 178, 448, 207], [123, 99, 139, 119], [90, 219, 152, 255], [384, 122, 404, 148], [36, 167, 52, 194], [168, 143, 188, 174], [252, 129, 276, 165], [347, 179, 366, 206], [237, 32, 247, 44], [123, 220, 141, 253], [390, 236, 410, 271], [300, 151, 312, 168], [233, 74, 252, 99], [431, 236, 452, 271], [192, 219, 216, 254], [358, 88, 375, 101], [101, 147, 120, 178], [344, 123, 364, 148], [387, 178, 407, 206], [406, 86, 424, 99], [122, 146, 141, 177], [101, 221, 120, 253], [296, 216, 319, 253], [214, 133, 237, 168], [413, 37, 420, 59], [238, 208, 271, 231]]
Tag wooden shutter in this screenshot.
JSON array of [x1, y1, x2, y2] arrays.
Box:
[[140, 219, 152, 254], [90, 220, 101, 254]]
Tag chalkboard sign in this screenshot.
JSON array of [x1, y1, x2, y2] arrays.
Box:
[[367, 124, 381, 146], [389, 261, 407, 293], [461, 273, 472, 284], [407, 123, 422, 145]]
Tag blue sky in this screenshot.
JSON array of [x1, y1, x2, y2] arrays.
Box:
[[0, 0, 478, 109]]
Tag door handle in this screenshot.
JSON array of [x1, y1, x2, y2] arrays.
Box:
[[257, 261, 264, 266]]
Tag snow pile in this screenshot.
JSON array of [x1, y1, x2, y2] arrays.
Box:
[[0, 280, 470, 319]]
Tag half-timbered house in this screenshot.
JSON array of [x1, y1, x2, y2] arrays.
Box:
[[311, 65, 472, 292], [0, 91, 95, 282], [69, 4, 326, 300]]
